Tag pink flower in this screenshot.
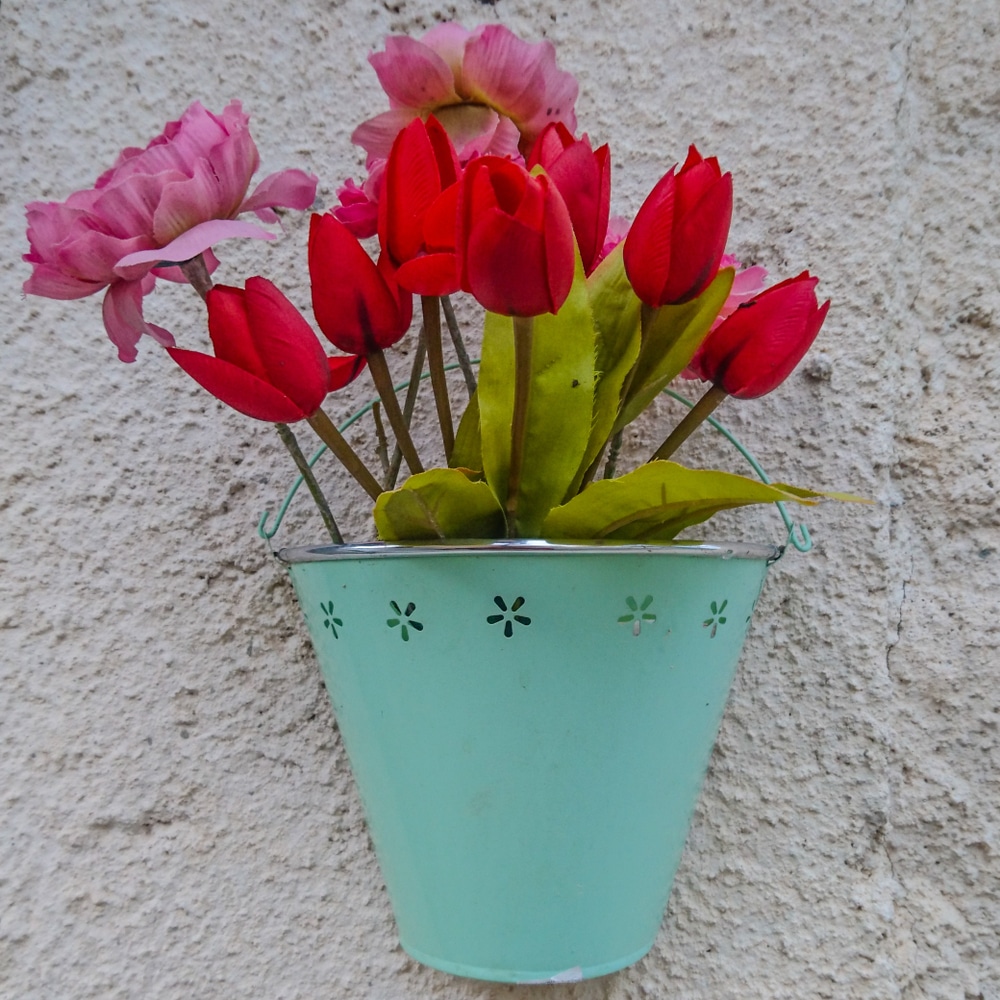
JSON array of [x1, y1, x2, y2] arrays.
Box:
[[332, 161, 386, 239], [683, 256, 770, 380], [713, 254, 769, 329], [352, 23, 578, 164], [23, 101, 318, 362]]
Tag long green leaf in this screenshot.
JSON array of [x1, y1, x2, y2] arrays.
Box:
[[615, 269, 734, 432], [449, 389, 482, 472], [478, 255, 596, 536], [542, 460, 844, 541], [572, 243, 642, 485], [374, 468, 505, 541]]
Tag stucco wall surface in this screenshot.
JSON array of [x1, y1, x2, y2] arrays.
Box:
[[2, 1, 998, 997]]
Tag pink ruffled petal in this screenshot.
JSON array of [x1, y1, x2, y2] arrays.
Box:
[[370, 35, 460, 110], [240, 168, 318, 218], [113, 219, 275, 280], [419, 23, 471, 75], [351, 109, 422, 160], [151, 157, 240, 244], [102, 280, 174, 363], [461, 25, 579, 140], [22, 263, 106, 300]]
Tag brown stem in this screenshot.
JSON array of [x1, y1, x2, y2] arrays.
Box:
[[179, 255, 214, 302], [307, 408, 384, 501], [505, 315, 534, 538], [367, 349, 424, 476], [421, 296, 454, 461], [649, 384, 729, 463], [274, 423, 343, 544], [371, 402, 391, 483], [388, 337, 427, 489], [441, 294, 477, 397]]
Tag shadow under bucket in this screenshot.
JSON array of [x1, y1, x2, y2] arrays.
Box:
[[280, 539, 777, 983]]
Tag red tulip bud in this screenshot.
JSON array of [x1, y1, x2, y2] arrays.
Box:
[[527, 122, 610, 275], [379, 116, 462, 296], [167, 277, 343, 423], [309, 213, 413, 355], [457, 155, 575, 317], [623, 145, 733, 306], [689, 271, 830, 399]]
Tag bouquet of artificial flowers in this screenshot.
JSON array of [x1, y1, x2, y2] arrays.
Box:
[[24, 22, 856, 545]]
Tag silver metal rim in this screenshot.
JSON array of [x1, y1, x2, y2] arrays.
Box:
[[277, 539, 783, 565]]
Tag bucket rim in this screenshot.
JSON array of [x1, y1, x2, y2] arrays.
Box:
[[276, 538, 782, 565]]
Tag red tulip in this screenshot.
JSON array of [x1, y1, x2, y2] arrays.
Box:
[[623, 145, 732, 306], [527, 122, 610, 275], [379, 116, 462, 296], [457, 155, 575, 316], [688, 272, 830, 399], [309, 213, 413, 354], [167, 277, 360, 423]]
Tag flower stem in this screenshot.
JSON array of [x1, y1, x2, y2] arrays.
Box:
[[367, 349, 424, 476], [603, 429, 624, 479], [505, 315, 534, 538], [371, 402, 391, 483], [307, 407, 384, 500], [421, 295, 454, 461], [442, 294, 477, 397], [179, 255, 214, 302], [388, 337, 427, 489], [274, 422, 343, 544], [649, 384, 729, 462]]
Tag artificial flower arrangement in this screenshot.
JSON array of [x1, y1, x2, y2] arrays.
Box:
[[23, 22, 856, 546]]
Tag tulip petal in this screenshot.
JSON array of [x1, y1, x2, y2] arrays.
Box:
[[102, 280, 175, 363], [328, 353, 367, 391], [623, 170, 676, 305], [396, 253, 461, 296], [23, 262, 106, 300], [113, 219, 275, 280], [242, 277, 331, 413], [167, 347, 311, 423], [309, 214, 411, 354]]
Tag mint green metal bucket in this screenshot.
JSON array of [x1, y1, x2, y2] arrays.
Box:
[[280, 539, 777, 983]]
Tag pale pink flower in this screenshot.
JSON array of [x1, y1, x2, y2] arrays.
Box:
[[683, 255, 770, 381], [23, 101, 317, 361], [352, 23, 577, 165]]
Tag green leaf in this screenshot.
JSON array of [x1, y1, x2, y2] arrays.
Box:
[[570, 243, 642, 487], [615, 269, 734, 432], [478, 253, 596, 536], [374, 467, 506, 541], [449, 389, 482, 472], [541, 460, 843, 541]]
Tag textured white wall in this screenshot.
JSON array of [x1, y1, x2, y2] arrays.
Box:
[[3, 1, 999, 997]]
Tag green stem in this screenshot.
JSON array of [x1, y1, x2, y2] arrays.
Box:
[[603, 429, 624, 479], [505, 315, 534, 537], [421, 295, 454, 461], [307, 408, 384, 501], [274, 423, 343, 544], [442, 294, 477, 397], [649, 384, 729, 462]]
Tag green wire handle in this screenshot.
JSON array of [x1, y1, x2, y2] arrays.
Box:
[[258, 371, 811, 555]]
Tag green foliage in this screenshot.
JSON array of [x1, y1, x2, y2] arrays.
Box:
[[374, 468, 506, 541], [615, 269, 734, 432], [477, 253, 596, 535], [541, 461, 837, 541]]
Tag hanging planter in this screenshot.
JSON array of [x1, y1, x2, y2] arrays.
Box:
[[279, 538, 777, 983]]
